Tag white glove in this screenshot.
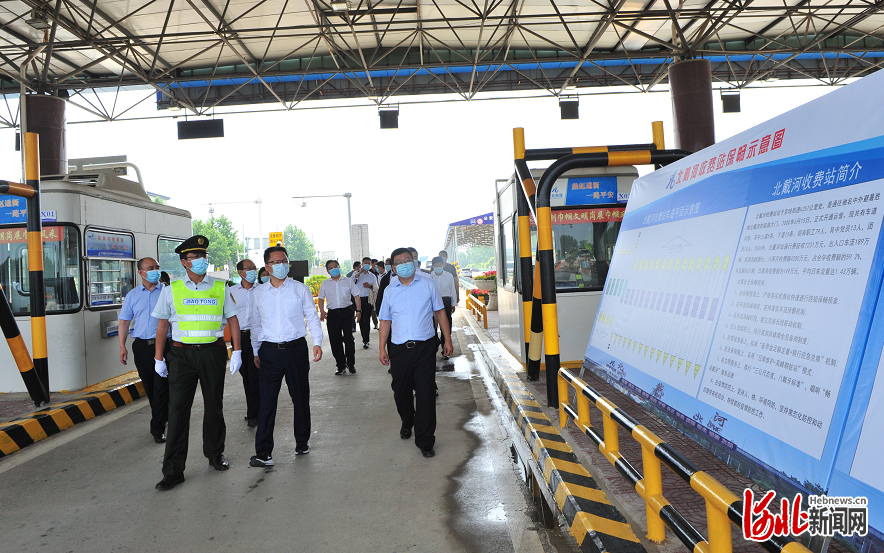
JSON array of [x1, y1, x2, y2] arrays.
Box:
[[230, 350, 242, 375], [155, 358, 168, 378]]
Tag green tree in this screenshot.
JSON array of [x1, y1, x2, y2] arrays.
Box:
[[192, 215, 245, 270], [282, 224, 315, 262]]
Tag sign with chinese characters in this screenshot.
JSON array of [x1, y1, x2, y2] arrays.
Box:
[[565, 176, 617, 205], [531, 208, 625, 226], [0, 195, 57, 224], [448, 213, 494, 227], [584, 69, 884, 521], [269, 231, 283, 246], [86, 230, 134, 258], [0, 226, 64, 243]]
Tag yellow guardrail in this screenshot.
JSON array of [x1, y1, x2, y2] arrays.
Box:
[[466, 293, 488, 329], [557, 369, 812, 553]]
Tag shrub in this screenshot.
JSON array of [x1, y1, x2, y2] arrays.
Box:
[[306, 275, 327, 296]]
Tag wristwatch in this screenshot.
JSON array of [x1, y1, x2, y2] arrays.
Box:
[[356, 310, 362, 312]]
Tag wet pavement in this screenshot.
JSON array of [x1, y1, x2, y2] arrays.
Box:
[[0, 311, 575, 553]]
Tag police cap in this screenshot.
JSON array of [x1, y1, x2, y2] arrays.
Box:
[[175, 235, 210, 255]]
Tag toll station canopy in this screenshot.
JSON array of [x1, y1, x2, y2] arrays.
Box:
[[4, 0, 884, 121], [443, 212, 494, 259]]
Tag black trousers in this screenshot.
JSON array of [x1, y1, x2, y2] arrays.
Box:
[[132, 338, 170, 438], [162, 340, 228, 476], [359, 300, 374, 344], [326, 307, 355, 369], [255, 338, 311, 455], [240, 331, 259, 420], [389, 337, 436, 450], [437, 296, 453, 344]]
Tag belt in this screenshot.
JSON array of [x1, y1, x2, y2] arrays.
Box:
[[241, 329, 251, 335], [394, 338, 434, 349], [134, 338, 156, 345], [172, 339, 223, 351], [261, 338, 304, 349]]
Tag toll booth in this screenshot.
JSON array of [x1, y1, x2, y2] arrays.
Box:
[[0, 171, 191, 393], [494, 166, 638, 365]]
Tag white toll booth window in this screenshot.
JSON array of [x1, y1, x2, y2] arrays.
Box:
[[158, 236, 186, 282], [0, 225, 82, 314], [85, 229, 135, 308]]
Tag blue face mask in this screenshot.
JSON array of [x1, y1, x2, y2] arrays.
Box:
[[433, 267, 444, 275], [244, 270, 258, 283], [190, 258, 209, 275], [396, 261, 415, 278], [329, 267, 341, 277], [145, 270, 161, 283], [377, 267, 385, 274], [271, 263, 289, 280]]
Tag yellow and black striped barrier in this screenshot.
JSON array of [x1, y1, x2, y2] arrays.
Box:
[[0, 284, 48, 406], [467, 311, 645, 553], [24, 132, 49, 396], [558, 369, 812, 553], [0, 380, 146, 458]]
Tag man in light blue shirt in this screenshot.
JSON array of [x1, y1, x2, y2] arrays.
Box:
[[379, 247, 453, 458], [118, 257, 170, 443]]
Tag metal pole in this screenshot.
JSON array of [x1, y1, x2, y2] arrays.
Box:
[[19, 46, 46, 184], [344, 192, 353, 263], [24, 132, 49, 399], [0, 283, 48, 406], [256, 198, 263, 251]]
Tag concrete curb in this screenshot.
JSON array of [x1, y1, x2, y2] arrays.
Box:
[[461, 314, 646, 553], [0, 380, 146, 458]]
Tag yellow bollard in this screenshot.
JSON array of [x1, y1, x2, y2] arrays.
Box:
[[641, 446, 666, 542], [576, 388, 591, 430], [558, 373, 570, 428]]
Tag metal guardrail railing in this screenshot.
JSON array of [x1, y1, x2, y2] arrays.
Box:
[[466, 294, 488, 329], [557, 369, 812, 553]]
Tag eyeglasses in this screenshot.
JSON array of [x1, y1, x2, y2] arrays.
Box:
[[185, 253, 207, 260], [266, 259, 289, 266]]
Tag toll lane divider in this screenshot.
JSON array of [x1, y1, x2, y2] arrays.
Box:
[[0, 380, 146, 458], [462, 313, 645, 553]]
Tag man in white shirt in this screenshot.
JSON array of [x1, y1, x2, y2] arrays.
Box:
[[229, 258, 260, 427], [249, 246, 324, 467], [318, 260, 361, 375], [379, 247, 453, 458], [354, 256, 379, 349], [431, 256, 457, 359]]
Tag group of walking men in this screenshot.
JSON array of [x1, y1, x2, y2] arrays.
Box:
[[117, 235, 459, 489]]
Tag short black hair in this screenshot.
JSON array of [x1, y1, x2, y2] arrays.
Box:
[[353, 261, 361, 269], [408, 247, 418, 254], [432, 256, 444, 265], [376, 261, 385, 268], [371, 258, 378, 263], [385, 258, 392, 265], [263, 246, 288, 264], [439, 250, 448, 256], [236, 259, 256, 271], [391, 247, 412, 263], [326, 259, 339, 270], [160, 271, 170, 285], [362, 256, 371, 263]]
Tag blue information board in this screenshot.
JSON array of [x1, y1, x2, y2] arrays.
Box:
[[566, 176, 617, 205]]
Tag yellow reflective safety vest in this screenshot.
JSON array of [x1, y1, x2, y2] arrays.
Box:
[[575, 273, 584, 288], [171, 279, 227, 344]]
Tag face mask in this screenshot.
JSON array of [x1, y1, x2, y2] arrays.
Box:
[[329, 267, 341, 277], [396, 262, 415, 278], [190, 258, 209, 275], [145, 270, 161, 283], [433, 267, 443, 275], [377, 267, 385, 274], [441, 257, 447, 263], [244, 270, 258, 283], [271, 263, 289, 280], [581, 262, 589, 269]]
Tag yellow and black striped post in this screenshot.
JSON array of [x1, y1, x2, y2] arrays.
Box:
[[0, 284, 48, 405], [24, 132, 49, 397], [513, 128, 544, 381], [536, 148, 690, 406]]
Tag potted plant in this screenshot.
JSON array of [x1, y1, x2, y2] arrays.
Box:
[[473, 270, 497, 292]]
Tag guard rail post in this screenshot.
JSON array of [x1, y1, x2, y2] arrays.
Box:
[[24, 132, 49, 397], [0, 283, 48, 405]]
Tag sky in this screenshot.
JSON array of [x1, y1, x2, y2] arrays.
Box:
[[0, 82, 840, 263]]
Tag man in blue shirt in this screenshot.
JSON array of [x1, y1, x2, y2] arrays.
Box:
[[379, 247, 453, 458], [119, 257, 171, 443]]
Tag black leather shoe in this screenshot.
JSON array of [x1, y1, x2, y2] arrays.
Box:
[[335, 368, 345, 375], [421, 448, 435, 458], [154, 433, 166, 444], [155, 474, 185, 490], [400, 427, 412, 439], [348, 366, 356, 374], [295, 444, 309, 455], [208, 454, 230, 471], [362, 343, 369, 349], [247, 418, 258, 428]]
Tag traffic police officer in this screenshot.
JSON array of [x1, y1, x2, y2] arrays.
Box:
[[152, 235, 243, 490], [379, 247, 453, 458], [118, 257, 170, 443]]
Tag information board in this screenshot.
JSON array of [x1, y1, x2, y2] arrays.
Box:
[[585, 69, 884, 499], [86, 230, 134, 258]]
